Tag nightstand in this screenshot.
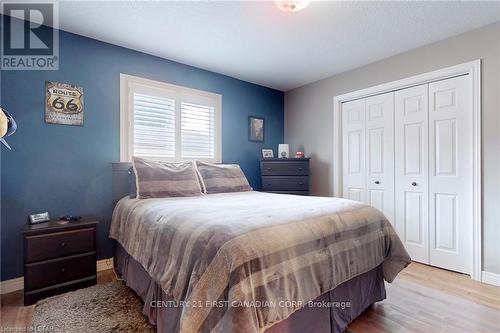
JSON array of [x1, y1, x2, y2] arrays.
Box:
[[22, 220, 98, 305]]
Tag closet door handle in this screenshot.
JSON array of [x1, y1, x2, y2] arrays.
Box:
[[411, 182, 417, 186], [374, 181, 380, 185]]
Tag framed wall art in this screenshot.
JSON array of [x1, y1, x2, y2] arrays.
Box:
[[45, 81, 84, 126], [248, 116, 264, 142]]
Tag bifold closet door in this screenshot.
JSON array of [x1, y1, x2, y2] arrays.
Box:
[[428, 75, 473, 274], [365, 93, 395, 223], [342, 99, 366, 203], [342, 92, 394, 224], [394, 76, 473, 274], [395, 84, 430, 263]]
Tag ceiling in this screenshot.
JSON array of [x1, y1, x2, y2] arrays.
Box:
[[19, 1, 500, 91]]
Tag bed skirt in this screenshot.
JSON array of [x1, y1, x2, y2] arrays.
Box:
[[115, 244, 386, 333]]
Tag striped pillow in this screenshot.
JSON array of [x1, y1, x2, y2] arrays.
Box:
[[196, 161, 252, 194], [132, 157, 203, 199]]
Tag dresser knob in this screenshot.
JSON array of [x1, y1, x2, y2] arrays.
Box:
[[61, 267, 66, 273], [60, 242, 67, 248], [411, 182, 417, 186], [375, 181, 380, 184], [299, 182, 304, 185], [298, 167, 303, 171], [266, 168, 271, 171]]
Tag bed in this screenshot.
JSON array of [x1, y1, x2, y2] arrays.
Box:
[[109, 173, 410, 333]]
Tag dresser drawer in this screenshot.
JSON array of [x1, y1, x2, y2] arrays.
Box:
[[25, 252, 96, 291], [261, 161, 309, 176], [25, 227, 95, 263], [262, 176, 309, 191]]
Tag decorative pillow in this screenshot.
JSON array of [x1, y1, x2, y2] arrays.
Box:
[[132, 157, 203, 199], [196, 161, 252, 194]]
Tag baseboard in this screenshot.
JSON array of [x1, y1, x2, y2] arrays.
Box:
[[481, 271, 500, 287], [0, 258, 114, 295], [0, 277, 24, 295], [97, 257, 114, 271]]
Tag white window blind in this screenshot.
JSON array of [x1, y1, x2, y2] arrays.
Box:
[[133, 93, 176, 159], [120, 74, 221, 162], [181, 102, 215, 159]]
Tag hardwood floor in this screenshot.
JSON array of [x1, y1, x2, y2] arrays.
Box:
[[0, 270, 114, 330], [1, 263, 499, 332], [349, 263, 500, 333]]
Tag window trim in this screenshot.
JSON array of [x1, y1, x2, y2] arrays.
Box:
[[120, 73, 222, 163]]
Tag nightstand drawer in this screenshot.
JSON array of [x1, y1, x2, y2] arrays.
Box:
[[261, 161, 309, 176], [25, 227, 95, 263], [25, 252, 96, 291], [262, 176, 309, 191]]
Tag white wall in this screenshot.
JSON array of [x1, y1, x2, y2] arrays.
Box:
[[284, 22, 500, 274]]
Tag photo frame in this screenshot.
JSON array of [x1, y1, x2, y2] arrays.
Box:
[[262, 149, 274, 158], [248, 116, 264, 142]]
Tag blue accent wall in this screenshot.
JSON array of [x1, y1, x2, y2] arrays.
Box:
[[0, 28, 284, 281]]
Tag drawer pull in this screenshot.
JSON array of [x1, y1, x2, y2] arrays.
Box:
[[266, 168, 272, 171], [298, 167, 303, 171], [298, 182, 304, 185], [61, 267, 66, 273], [60, 242, 67, 248]]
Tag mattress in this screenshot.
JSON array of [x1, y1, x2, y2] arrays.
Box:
[[110, 191, 410, 333]]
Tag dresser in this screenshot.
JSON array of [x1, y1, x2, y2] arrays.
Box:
[[260, 158, 310, 195], [23, 220, 98, 305]]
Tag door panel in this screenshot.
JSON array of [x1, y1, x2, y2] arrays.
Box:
[[429, 76, 472, 274], [434, 193, 457, 251], [348, 130, 362, 174], [404, 123, 423, 175], [395, 84, 429, 263], [368, 128, 384, 174], [365, 92, 395, 224], [342, 99, 366, 203], [434, 119, 457, 176], [404, 191, 424, 245], [347, 188, 363, 202], [369, 189, 384, 212]]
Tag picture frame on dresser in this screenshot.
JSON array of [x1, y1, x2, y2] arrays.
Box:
[[262, 149, 274, 158]]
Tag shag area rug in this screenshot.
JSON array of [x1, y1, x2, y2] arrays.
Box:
[[32, 282, 154, 332]]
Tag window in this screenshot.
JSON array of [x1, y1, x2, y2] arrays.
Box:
[[120, 74, 221, 162]]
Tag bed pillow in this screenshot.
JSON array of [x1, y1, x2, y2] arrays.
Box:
[[196, 161, 252, 194], [132, 157, 203, 199]]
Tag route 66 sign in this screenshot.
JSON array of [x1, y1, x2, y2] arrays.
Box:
[[45, 81, 84, 126]]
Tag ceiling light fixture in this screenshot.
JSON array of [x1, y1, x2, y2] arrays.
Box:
[[274, 0, 311, 12]]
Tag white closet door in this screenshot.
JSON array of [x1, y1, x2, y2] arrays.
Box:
[[365, 92, 395, 224], [395, 84, 429, 263], [342, 99, 366, 202], [428, 76, 473, 274]]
